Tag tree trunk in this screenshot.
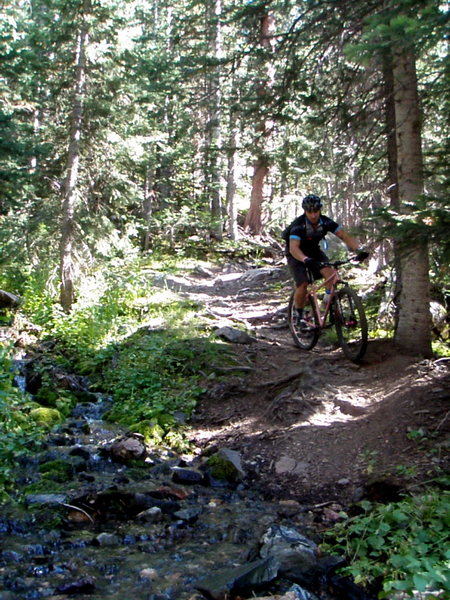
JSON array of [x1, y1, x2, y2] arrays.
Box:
[[205, 0, 223, 240], [225, 110, 239, 240], [59, 3, 89, 312], [142, 165, 156, 251], [245, 156, 269, 235], [392, 43, 432, 356], [244, 11, 275, 236], [382, 48, 401, 324]]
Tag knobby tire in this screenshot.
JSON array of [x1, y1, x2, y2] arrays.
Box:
[[333, 286, 368, 362], [288, 292, 320, 351]]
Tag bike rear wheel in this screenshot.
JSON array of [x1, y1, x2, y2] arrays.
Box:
[[333, 286, 368, 362], [288, 292, 320, 350]]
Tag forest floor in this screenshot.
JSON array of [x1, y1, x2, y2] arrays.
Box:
[[169, 258, 450, 507]]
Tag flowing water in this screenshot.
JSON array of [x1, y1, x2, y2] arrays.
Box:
[[1, 393, 338, 600]]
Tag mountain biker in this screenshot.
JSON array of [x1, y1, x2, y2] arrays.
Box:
[[283, 194, 369, 327]]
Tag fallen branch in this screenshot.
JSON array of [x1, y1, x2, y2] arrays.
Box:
[[435, 410, 449, 431], [59, 502, 94, 523]]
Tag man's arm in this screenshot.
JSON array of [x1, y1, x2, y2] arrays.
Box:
[[335, 229, 360, 252], [289, 238, 308, 262]]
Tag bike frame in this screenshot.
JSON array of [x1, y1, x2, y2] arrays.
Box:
[[306, 267, 342, 329]]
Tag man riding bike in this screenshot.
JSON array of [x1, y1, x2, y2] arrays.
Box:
[[283, 194, 369, 327]]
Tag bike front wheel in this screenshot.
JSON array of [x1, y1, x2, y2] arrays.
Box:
[[333, 286, 368, 362], [288, 292, 320, 351]]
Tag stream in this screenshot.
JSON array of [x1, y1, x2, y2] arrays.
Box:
[[0, 357, 371, 600]]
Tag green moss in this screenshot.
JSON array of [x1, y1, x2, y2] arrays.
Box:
[[35, 387, 59, 407], [35, 387, 78, 417], [27, 505, 67, 529], [24, 480, 66, 494], [29, 407, 62, 428], [130, 419, 165, 445], [127, 466, 150, 480], [206, 455, 239, 482], [39, 459, 73, 483]]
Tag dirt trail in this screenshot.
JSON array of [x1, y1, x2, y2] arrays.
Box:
[[168, 262, 450, 506]]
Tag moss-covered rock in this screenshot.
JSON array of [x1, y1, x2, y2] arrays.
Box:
[[206, 454, 240, 482], [29, 407, 62, 428], [35, 387, 77, 417], [130, 420, 165, 445], [24, 480, 66, 495], [39, 459, 74, 483]]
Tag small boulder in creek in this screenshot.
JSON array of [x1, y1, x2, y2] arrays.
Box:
[[109, 436, 146, 463], [171, 466, 206, 485], [258, 525, 319, 584], [195, 557, 278, 600], [56, 576, 96, 594]]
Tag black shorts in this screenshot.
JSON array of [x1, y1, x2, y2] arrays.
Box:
[[287, 251, 329, 285]]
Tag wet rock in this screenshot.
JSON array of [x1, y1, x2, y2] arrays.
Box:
[[92, 532, 119, 546], [140, 567, 159, 581], [56, 576, 96, 594], [195, 557, 278, 599], [137, 507, 163, 523], [78, 471, 95, 482], [69, 446, 91, 461], [255, 583, 319, 599], [173, 507, 202, 523], [71, 490, 179, 521], [51, 435, 72, 446], [1, 550, 23, 563], [25, 494, 67, 506], [259, 525, 319, 584], [146, 486, 190, 501], [171, 466, 206, 485], [110, 436, 146, 462], [134, 493, 181, 515]]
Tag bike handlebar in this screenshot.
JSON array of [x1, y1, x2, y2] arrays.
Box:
[[316, 257, 361, 269]]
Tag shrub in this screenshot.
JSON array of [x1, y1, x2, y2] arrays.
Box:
[[323, 489, 450, 598]]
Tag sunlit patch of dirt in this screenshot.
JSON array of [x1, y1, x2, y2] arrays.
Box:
[[183, 263, 449, 506]]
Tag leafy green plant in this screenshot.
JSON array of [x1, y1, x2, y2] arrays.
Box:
[[358, 449, 380, 475], [407, 427, 428, 441], [323, 490, 450, 598], [0, 344, 44, 501], [100, 329, 224, 442]]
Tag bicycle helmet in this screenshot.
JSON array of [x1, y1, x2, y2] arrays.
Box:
[[302, 194, 322, 211]]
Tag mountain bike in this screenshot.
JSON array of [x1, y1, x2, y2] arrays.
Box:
[[288, 258, 368, 363]]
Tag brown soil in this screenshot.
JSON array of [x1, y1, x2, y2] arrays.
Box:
[[179, 261, 450, 507]]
